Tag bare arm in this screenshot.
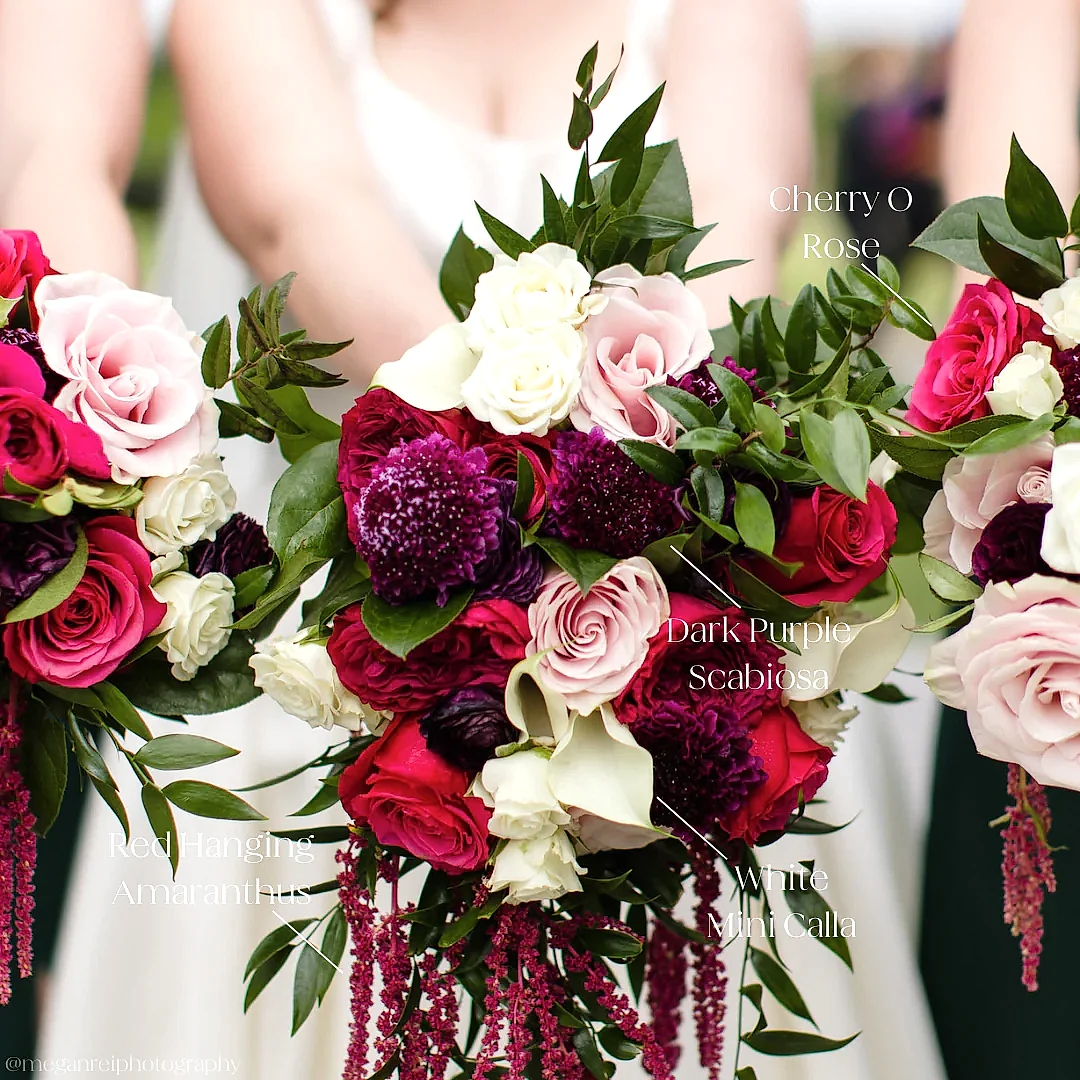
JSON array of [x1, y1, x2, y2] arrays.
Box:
[[0, 0, 147, 283], [170, 0, 450, 384], [945, 0, 1080, 205], [663, 0, 812, 320]]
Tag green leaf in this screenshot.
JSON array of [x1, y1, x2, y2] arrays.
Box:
[[675, 428, 742, 457], [573, 1028, 616, 1080], [786, 815, 853, 835], [784, 285, 818, 373], [134, 734, 239, 771], [292, 937, 323, 1033], [438, 889, 504, 948], [534, 536, 618, 595], [753, 402, 787, 453], [918, 553, 984, 603], [831, 407, 872, 501], [736, 1070, 760, 1080], [20, 704, 68, 837], [708, 362, 756, 432], [475, 203, 534, 260], [439, 227, 495, 321], [233, 564, 275, 609], [141, 783, 180, 875], [742, 1030, 859, 1056], [575, 928, 643, 962], [867, 428, 952, 481], [244, 948, 292, 1013], [67, 715, 115, 789], [616, 440, 685, 485], [540, 175, 567, 244], [200, 315, 232, 389], [317, 906, 347, 1003], [964, 411, 1056, 455], [267, 440, 347, 564], [727, 562, 817, 623], [590, 46, 623, 108], [568, 92, 594, 151], [782, 885, 853, 970], [162, 779, 266, 821], [597, 83, 665, 163], [1056, 416, 1080, 444], [750, 947, 814, 1023], [977, 214, 1066, 298], [3, 525, 87, 624], [94, 681, 153, 741], [734, 482, 775, 556], [575, 42, 599, 92], [886, 294, 937, 341], [235, 377, 304, 435], [800, 411, 859, 500], [910, 604, 974, 634], [92, 777, 130, 845], [860, 683, 913, 704], [291, 777, 342, 818], [361, 588, 473, 660], [1005, 134, 1069, 239], [216, 399, 274, 442], [611, 142, 645, 207], [597, 1026, 641, 1060], [512, 452, 536, 522], [614, 214, 697, 241], [682, 258, 750, 282], [245, 919, 317, 979]]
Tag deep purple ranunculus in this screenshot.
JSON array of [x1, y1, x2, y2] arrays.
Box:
[[971, 502, 1055, 586], [188, 513, 273, 580], [419, 687, 519, 773], [0, 516, 78, 611], [1054, 347, 1080, 418]]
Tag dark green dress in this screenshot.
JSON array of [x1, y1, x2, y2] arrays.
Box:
[[921, 708, 1080, 1079]]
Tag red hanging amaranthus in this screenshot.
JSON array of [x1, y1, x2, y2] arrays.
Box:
[[689, 848, 726, 1080], [1000, 762, 1057, 992], [0, 679, 36, 1006], [645, 920, 688, 1070]]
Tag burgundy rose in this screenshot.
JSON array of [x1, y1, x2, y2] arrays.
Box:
[[0, 387, 111, 488], [971, 502, 1057, 586], [3, 516, 167, 688], [741, 482, 897, 606], [340, 716, 490, 874], [0, 517, 77, 611], [327, 597, 530, 714], [481, 432, 555, 522], [907, 280, 1050, 432], [0, 230, 52, 301]]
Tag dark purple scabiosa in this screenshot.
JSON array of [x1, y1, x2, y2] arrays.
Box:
[[1053, 347, 1080, 417], [668, 356, 763, 408], [971, 502, 1056, 586], [544, 427, 688, 558], [0, 517, 77, 611], [419, 687, 519, 773], [0, 328, 63, 401], [188, 513, 273, 579], [356, 433, 503, 606], [473, 479, 544, 605]]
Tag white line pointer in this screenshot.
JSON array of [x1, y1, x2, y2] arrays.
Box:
[[271, 908, 343, 973], [859, 263, 936, 336], [669, 545, 742, 609], [656, 797, 729, 862]]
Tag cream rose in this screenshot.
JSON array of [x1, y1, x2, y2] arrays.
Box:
[[250, 635, 385, 734], [925, 576, 1080, 790], [135, 455, 236, 556], [791, 696, 858, 752], [984, 342, 1063, 418], [487, 830, 584, 904], [36, 272, 218, 482], [368, 322, 479, 412], [528, 558, 669, 714], [1041, 276, 1080, 349], [474, 748, 571, 841], [153, 571, 234, 681], [460, 324, 583, 435], [1041, 443, 1080, 573]]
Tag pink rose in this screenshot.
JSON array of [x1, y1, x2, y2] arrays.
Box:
[[0, 230, 52, 301], [571, 265, 712, 446], [36, 272, 218, 482], [907, 280, 1050, 432], [0, 344, 45, 396], [527, 557, 670, 714], [925, 575, 1080, 790], [922, 435, 1055, 575], [4, 516, 167, 688]]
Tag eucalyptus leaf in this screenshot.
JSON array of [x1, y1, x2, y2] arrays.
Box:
[[162, 780, 266, 821], [918, 553, 984, 603], [142, 783, 180, 875], [134, 734, 240, 771], [742, 1031, 859, 1056], [200, 315, 232, 389], [750, 947, 814, 1023]]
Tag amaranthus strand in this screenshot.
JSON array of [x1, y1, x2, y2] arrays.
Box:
[[338, 841, 377, 1080], [646, 920, 688, 1070], [690, 848, 726, 1079], [1000, 763, 1057, 992]]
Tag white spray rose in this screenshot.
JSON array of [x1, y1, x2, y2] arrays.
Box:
[[791, 696, 859, 752], [984, 342, 1063, 419], [153, 571, 234, 681], [461, 324, 584, 435], [1041, 443, 1080, 573], [135, 454, 236, 555], [1042, 276, 1080, 349], [250, 635, 386, 734], [487, 831, 584, 904], [473, 748, 571, 841]]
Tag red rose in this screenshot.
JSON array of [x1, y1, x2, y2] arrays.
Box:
[[338, 388, 483, 544], [481, 433, 555, 522], [0, 345, 46, 396], [0, 230, 52, 301], [340, 716, 490, 873], [742, 482, 897, 606], [4, 516, 167, 688], [907, 280, 1050, 431], [328, 597, 530, 713], [718, 705, 832, 844], [0, 387, 111, 488]]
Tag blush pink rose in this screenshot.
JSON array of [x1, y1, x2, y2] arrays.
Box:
[[4, 515, 167, 688], [922, 434, 1055, 575], [925, 575, 1080, 790], [0, 230, 52, 301], [36, 272, 218, 482], [571, 265, 712, 446], [528, 557, 670, 714]]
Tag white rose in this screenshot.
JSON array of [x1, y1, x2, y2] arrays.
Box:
[[868, 451, 899, 490], [135, 455, 236, 556], [487, 831, 584, 904], [461, 324, 583, 435], [36, 272, 218, 482], [1041, 443, 1080, 573], [791, 696, 858, 752], [984, 342, 1064, 418], [368, 322, 479, 412], [473, 749, 571, 841], [153, 571, 234, 681], [1041, 276, 1080, 349], [464, 243, 603, 352], [250, 635, 386, 734]]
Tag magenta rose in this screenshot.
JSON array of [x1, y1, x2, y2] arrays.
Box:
[[0, 344, 46, 396], [0, 230, 52, 301], [0, 387, 111, 488], [340, 716, 491, 873], [742, 482, 897, 605], [327, 597, 530, 714], [908, 280, 1050, 432], [4, 516, 167, 688]]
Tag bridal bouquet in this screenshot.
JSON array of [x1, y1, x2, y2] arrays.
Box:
[[239, 52, 933, 1080], [0, 232, 288, 1003], [892, 138, 1080, 990]]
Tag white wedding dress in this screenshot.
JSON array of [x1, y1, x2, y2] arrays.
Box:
[[40, 3, 947, 1078]]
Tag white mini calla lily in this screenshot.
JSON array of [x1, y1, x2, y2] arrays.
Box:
[[368, 322, 478, 411], [782, 597, 914, 702], [503, 651, 571, 743]]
